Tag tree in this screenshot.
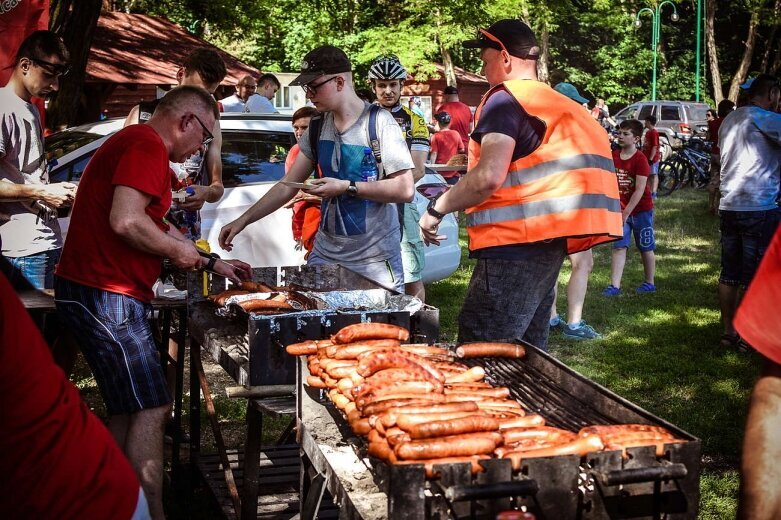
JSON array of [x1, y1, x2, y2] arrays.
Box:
[[705, 0, 724, 104]]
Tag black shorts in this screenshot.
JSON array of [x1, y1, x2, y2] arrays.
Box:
[[719, 208, 781, 287]]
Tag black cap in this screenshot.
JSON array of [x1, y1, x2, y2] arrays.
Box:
[[290, 45, 352, 86], [444, 85, 458, 95], [462, 19, 540, 60]]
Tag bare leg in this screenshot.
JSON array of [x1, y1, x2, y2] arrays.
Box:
[[566, 250, 593, 324], [126, 404, 171, 520], [640, 250, 656, 285], [610, 248, 628, 289], [108, 414, 131, 451], [739, 361, 781, 520], [718, 282, 741, 337], [405, 280, 425, 303], [651, 174, 659, 194], [550, 283, 559, 320]]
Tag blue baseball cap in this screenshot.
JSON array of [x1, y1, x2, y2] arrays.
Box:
[[740, 77, 755, 90], [553, 82, 589, 104]]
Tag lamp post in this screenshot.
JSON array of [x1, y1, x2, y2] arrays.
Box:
[[635, 1, 679, 101], [695, 0, 701, 101]]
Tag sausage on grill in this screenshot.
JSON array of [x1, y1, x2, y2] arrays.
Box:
[[394, 432, 503, 460], [455, 342, 526, 359], [333, 323, 410, 344]]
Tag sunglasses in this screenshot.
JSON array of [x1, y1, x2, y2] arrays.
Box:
[[479, 28, 510, 57], [302, 76, 338, 96], [191, 113, 214, 146], [30, 57, 71, 78]]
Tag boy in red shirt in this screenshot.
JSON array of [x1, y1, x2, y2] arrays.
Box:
[[642, 115, 661, 197], [429, 111, 465, 185], [603, 119, 656, 296]]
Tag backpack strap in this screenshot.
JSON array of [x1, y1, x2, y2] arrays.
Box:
[[308, 114, 324, 178], [367, 105, 385, 178]]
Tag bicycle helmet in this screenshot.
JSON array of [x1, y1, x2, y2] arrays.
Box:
[[368, 54, 408, 80], [434, 111, 451, 124]]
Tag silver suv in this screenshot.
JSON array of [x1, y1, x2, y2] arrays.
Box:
[[612, 100, 710, 160]]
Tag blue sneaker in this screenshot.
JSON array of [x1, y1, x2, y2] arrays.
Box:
[[562, 320, 602, 340], [602, 285, 621, 297], [636, 282, 657, 294], [549, 314, 563, 330]]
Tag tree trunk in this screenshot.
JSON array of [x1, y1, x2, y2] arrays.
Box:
[[705, 0, 724, 104], [537, 24, 550, 84], [47, 0, 103, 128], [440, 46, 457, 88], [772, 38, 781, 75], [727, 9, 761, 102], [760, 0, 781, 72]]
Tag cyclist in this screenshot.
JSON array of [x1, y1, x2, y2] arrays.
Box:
[[368, 54, 430, 301]]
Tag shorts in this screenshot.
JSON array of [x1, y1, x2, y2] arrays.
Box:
[[649, 161, 659, 175], [400, 202, 425, 283], [307, 252, 405, 293], [719, 208, 781, 287], [54, 277, 171, 415], [708, 153, 721, 191], [613, 210, 656, 252], [3, 248, 61, 290]]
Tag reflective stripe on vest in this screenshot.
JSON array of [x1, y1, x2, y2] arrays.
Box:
[[467, 193, 621, 227], [499, 154, 615, 189]]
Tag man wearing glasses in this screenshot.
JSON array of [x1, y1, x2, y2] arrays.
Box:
[[220, 45, 414, 291], [55, 86, 249, 520], [0, 30, 77, 290], [419, 19, 621, 350]]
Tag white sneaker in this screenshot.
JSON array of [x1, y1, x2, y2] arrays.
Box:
[[153, 279, 187, 300]]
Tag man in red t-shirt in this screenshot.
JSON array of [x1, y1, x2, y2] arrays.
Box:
[[641, 115, 661, 197], [54, 86, 249, 519], [603, 119, 656, 296], [429, 111, 465, 184], [435, 85, 473, 151], [0, 271, 147, 519]]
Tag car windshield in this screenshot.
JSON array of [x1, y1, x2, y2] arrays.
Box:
[[45, 130, 105, 163], [221, 131, 295, 187]]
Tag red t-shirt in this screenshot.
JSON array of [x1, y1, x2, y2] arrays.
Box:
[[57, 124, 172, 302], [430, 129, 464, 178], [0, 274, 139, 519], [613, 149, 653, 214], [642, 127, 660, 163], [708, 117, 723, 155], [735, 227, 781, 363], [435, 101, 472, 150]]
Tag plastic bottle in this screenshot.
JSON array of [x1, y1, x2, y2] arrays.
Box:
[[182, 187, 198, 227], [360, 147, 377, 183]]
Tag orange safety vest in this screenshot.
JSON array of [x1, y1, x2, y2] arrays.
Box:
[[465, 80, 622, 254]]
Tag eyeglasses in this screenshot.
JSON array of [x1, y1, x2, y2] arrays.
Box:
[[30, 57, 71, 78], [302, 76, 338, 96], [479, 29, 510, 57], [191, 113, 214, 146]]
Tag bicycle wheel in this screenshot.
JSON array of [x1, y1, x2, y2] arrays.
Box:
[[658, 159, 680, 196]]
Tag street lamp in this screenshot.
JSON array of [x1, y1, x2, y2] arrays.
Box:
[[634, 1, 679, 101]]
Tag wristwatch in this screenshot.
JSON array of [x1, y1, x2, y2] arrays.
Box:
[[346, 180, 358, 197], [427, 197, 446, 220], [204, 252, 219, 271]]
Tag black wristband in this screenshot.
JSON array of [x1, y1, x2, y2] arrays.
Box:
[[427, 197, 446, 220], [205, 256, 217, 271]]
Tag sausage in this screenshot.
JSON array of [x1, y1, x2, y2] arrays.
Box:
[[238, 298, 293, 312], [328, 365, 360, 380], [328, 339, 403, 359], [386, 429, 411, 447], [475, 400, 522, 410], [239, 280, 276, 292], [367, 429, 384, 444], [393, 455, 489, 478], [455, 342, 526, 359], [578, 424, 676, 438], [603, 435, 679, 457], [446, 382, 492, 389], [209, 290, 250, 306], [446, 366, 485, 383], [344, 401, 357, 416], [501, 435, 604, 471], [285, 340, 318, 356], [337, 378, 354, 394], [380, 402, 481, 428], [444, 387, 510, 399], [395, 411, 489, 431], [350, 418, 372, 436], [328, 389, 351, 410], [315, 339, 333, 348], [356, 392, 445, 411], [306, 376, 326, 388], [368, 440, 397, 463], [406, 415, 500, 440], [501, 426, 577, 445], [362, 399, 441, 417], [398, 345, 454, 359], [394, 432, 503, 460], [333, 323, 410, 344], [498, 415, 546, 430], [357, 351, 445, 390], [360, 367, 441, 392], [354, 381, 439, 405]]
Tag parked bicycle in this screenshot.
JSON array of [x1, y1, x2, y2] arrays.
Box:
[[657, 133, 712, 196]]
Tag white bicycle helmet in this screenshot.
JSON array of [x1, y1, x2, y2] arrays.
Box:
[[368, 54, 408, 80]]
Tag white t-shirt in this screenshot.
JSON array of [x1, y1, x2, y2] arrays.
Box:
[[219, 94, 246, 113], [245, 94, 277, 113], [0, 87, 62, 256]]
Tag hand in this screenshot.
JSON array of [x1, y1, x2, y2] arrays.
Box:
[[213, 258, 253, 283], [305, 177, 349, 199], [177, 185, 211, 211], [38, 182, 77, 208], [171, 241, 201, 269], [622, 211, 630, 224], [419, 211, 447, 246], [219, 218, 246, 251]]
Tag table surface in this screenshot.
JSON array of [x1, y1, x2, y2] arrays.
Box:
[[17, 289, 187, 310]]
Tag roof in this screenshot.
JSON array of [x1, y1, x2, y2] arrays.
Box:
[[432, 64, 488, 85], [86, 11, 259, 85]]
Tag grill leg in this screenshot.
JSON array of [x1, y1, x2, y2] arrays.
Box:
[[300, 472, 326, 520], [242, 404, 263, 520]]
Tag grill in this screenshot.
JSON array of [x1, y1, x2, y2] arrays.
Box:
[[298, 341, 701, 520]]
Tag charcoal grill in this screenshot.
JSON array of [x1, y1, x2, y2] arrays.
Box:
[[297, 341, 701, 520]]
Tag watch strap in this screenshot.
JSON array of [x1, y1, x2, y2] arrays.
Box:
[[427, 198, 446, 219]]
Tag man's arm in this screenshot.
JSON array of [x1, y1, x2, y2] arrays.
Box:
[[179, 119, 225, 210], [622, 175, 648, 221], [123, 105, 141, 127], [411, 150, 427, 182], [305, 169, 414, 204], [739, 360, 781, 520], [429, 151, 438, 164], [0, 179, 76, 207], [110, 185, 200, 268]]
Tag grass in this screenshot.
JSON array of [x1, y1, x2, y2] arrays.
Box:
[[426, 188, 761, 518]]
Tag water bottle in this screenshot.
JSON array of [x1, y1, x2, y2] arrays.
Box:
[[360, 147, 377, 183], [182, 187, 199, 231]]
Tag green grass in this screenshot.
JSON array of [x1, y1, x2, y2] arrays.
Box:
[[426, 188, 761, 518]]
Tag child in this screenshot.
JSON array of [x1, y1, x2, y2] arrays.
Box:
[[429, 111, 465, 185], [603, 119, 656, 296], [642, 115, 661, 197]]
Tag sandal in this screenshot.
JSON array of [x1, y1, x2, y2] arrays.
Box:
[[719, 333, 740, 349]]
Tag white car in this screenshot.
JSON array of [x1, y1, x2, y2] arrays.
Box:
[[47, 113, 461, 284]]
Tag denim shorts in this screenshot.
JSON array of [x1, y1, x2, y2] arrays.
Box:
[[458, 246, 566, 351], [306, 252, 405, 293], [3, 248, 61, 289], [719, 208, 781, 287], [401, 202, 425, 283], [614, 210, 656, 252], [650, 161, 659, 175], [54, 277, 171, 415]]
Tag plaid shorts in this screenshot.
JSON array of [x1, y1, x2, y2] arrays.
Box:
[[54, 277, 171, 415]]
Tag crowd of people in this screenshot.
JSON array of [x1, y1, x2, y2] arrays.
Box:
[[1, 19, 780, 519]]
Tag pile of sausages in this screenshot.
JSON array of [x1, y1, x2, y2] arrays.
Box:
[[286, 323, 682, 477], [208, 281, 313, 313]]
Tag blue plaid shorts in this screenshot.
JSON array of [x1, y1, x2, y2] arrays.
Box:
[[54, 277, 171, 415]]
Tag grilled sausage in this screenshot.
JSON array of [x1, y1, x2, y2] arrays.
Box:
[[362, 399, 440, 417], [357, 351, 445, 389], [285, 340, 318, 356], [501, 426, 577, 445], [328, 339, 403, 359], [368, 440, 397, 463], [393, 455, 489, 478], [455, 342, 526, 359], [333, 323, 410, 344], [395, 411, 488, 431], [501, 435, 604, 471], [239, 280, 276, 292], [209, 290, 250, 306], [354, 380, 439, 404], [351, 418, 372, 436], [337, 378, 354, 394], [578, 424, 676, 438], [380, 402, 481, 428], [356, 392, 445, 411], [238, 298, 293, 312], [475, 400, 523, 410], [498, 415, 546, 429], [444, 387, 511, 399], [359, 367, 441, 393], [446, 366, 485, 383], [394, 432, 503, 460], [306, 376, 326, 388], [406, 415, 501, 440]]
